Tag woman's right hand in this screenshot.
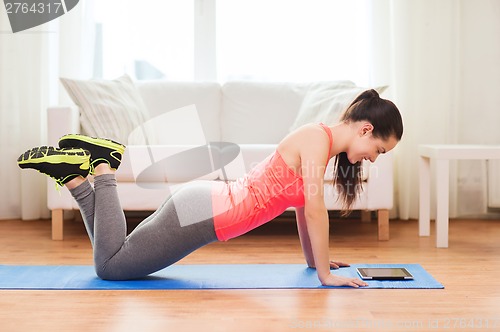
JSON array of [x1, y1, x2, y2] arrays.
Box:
[[321, 273, 368, 288]]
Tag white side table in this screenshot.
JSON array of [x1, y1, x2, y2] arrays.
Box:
[[418, 145, 500, 248]]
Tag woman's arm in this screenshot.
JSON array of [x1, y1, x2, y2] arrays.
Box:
[[296, 207, 351, 270], [302, 196, 331, 284], [295, 206, 315, 268], [298, 127, 367, 287], [302, 165, 367, 287]]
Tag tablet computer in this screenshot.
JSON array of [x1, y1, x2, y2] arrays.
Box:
[[356, 267, 414, 280]]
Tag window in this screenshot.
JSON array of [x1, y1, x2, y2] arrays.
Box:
[[94, 0, 370, 84], [216, 0, 370, 84], [94, 0, 194, 80]]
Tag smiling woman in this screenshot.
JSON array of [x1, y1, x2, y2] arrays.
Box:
[[17, 88, 402, 287]]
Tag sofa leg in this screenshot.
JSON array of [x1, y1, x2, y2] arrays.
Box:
[[52, 209, 64, 241], [377, 209, 389, 241], [361, 210, 372, 222]]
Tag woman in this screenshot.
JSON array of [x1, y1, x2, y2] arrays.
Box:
[[18, 89, 403, 287]]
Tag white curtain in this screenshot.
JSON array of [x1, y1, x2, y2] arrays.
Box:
[[1, 12, 51, 220], [371, 0, 500, 219], [0, 1, 94, 220]]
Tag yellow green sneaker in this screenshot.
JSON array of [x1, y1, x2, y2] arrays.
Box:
[[58, 134, 126, 174], [17, 146, 90, 186]]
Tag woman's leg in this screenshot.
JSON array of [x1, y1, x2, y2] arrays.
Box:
[[68, 179, 96, 245], [129, 192, 174, 232], [60, 134, 125, 246], [91, 167, 218, 280], [18, 139, 218, 281], [61, 136, 218, 280]]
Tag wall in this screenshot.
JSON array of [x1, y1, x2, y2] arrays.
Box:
[[456, 0, 500, 214]]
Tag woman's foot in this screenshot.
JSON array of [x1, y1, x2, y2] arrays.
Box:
[[58, 134, 126, 174], [17, 146, 90, 187]]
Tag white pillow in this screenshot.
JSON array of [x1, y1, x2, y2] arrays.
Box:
[[289, 82, 387, 132], [60, 74, 151, 144]]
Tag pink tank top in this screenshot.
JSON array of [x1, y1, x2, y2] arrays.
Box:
[[212, 123, 333, 241]]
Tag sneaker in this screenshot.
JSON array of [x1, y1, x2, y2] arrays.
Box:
[[17, 146, 90, 186], [58, 134, 126, 174]]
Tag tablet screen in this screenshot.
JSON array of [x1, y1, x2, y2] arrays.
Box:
[[356, 268, 413, 280]]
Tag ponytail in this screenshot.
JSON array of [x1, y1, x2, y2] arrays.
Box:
[[334, 152, 362, 214]]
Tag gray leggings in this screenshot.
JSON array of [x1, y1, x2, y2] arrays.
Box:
[[70, 174, 218, 280]]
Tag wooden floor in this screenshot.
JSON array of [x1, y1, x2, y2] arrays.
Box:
[[0, 216, 499, 332]]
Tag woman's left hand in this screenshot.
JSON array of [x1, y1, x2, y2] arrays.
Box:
[[329, 260, 350, 269]]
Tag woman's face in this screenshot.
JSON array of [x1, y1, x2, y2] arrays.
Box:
[[346, 123, 399, 164]]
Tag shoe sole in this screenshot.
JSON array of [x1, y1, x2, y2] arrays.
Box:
[[18, 147, 90, 170], [59, 134, 126, 154]]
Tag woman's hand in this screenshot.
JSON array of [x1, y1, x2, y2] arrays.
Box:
[[329, 260, 350, 269], [321, 273, 368, 288], [309, 260, 351, 269]]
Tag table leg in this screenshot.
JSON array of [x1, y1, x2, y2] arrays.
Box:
[[435, 159, 450, 248], [419, 156, 431, 236]]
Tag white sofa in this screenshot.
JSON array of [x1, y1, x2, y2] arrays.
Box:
[[47, 80, 394, 240]]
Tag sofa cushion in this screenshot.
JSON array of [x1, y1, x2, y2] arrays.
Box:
[[117, 145, 220, 183], [221, 81, 307, 144], [60, 74, 150, 144], [136, 81, 222, 142], [127, 105, 209, 146]]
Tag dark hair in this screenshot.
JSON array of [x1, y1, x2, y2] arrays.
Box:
[[334, 89, 403, 214]]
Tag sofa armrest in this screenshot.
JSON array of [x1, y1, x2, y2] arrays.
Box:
[[47, 106, 80, 145]]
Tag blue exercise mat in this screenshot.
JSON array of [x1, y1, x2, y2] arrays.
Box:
[[0, 264, 443, 290]]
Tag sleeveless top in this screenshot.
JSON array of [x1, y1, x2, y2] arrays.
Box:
[[212, 123, 333, 241]]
